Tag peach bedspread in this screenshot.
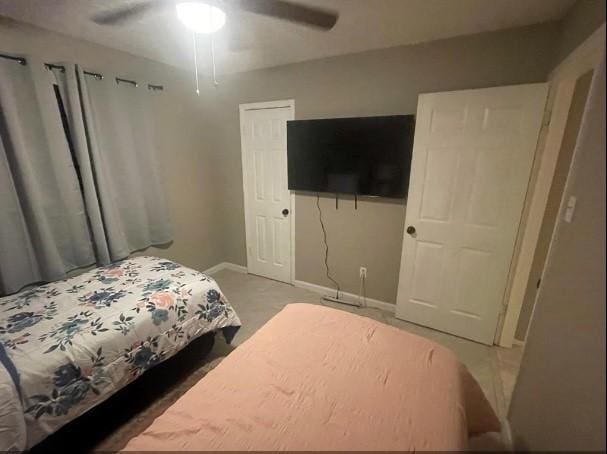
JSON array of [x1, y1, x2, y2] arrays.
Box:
[[124, 304, 500, 451]]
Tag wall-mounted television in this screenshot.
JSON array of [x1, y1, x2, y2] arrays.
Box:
[[287, 115, 415, 198]]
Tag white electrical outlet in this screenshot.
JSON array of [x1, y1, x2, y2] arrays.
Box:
[[359, 267, 367, 278]]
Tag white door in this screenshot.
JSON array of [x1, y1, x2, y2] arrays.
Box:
[[240, 101, 294, 283], [396, 84, 548, 344]]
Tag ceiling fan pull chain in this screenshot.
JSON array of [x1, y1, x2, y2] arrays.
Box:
[[211, 36, 219, 87], [192, 32, 200, 95]]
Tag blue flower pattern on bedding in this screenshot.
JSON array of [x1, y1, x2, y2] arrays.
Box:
[[123, 335, 166, 377], [25, 348, 108, 418], [196, 289, 231, 322], [0, 256, 241, 449], [77, 288, 128, 308], [0, 303, 58, 335], [38, 311, 109, 353]]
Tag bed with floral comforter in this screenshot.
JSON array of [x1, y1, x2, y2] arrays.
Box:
[[0, 256, 241, 450]]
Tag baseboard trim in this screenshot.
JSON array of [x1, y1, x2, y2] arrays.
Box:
[[203, 268, 395, 314], [501, 418, 514, 451], [293, 280, 395, 314], [204, 262, 248, 275], [512, 339, 525, 348], [223, 263, 248, 273]]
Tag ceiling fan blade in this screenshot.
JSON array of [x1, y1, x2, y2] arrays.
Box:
[[91, 0, 166, 25], [229, 0, 338, 30]]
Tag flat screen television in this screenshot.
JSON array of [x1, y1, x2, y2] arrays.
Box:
[[287, 115, 415, 198]]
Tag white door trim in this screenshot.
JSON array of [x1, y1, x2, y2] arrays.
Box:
[[239, 99, 296, 284], [498, 24, 605, 347]]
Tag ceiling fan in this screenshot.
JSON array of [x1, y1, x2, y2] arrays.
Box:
[[91, 0, 339, 32], [91, 1, 338, 90]]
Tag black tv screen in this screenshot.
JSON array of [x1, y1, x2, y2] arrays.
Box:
[[287, 115, 415, 198]]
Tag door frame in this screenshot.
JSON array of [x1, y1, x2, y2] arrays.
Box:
[[239, 99, 296, 284], [498, 24, 605, 347]]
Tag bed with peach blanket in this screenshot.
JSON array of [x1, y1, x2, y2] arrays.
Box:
[[124, 303, 500, 451]]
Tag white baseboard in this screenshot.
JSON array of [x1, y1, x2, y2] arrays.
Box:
[[501, 418, 514, 451], [512, 339, 525, 348], [293, 280, 395, 314], [204, 266, 395, 314], [223, 263, 248, 273], [204, 262, 248, 275]]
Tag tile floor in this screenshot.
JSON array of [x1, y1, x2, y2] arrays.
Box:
[[212, 269, 523, 421]]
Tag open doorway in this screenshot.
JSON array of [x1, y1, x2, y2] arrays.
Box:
[[495, 24, 605, 411], [496, 24, 605, 409], [514, 70, 594, 341], [495, 70, 596, 410], [499, 23, 605, 349]]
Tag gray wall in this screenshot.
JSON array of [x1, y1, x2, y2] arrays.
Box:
[[555, 0, 606, 63], [509, 56, 605, 452], [0, 19, 225, 273], [1, 15, 589, 310], [211, 23, 559, 303]]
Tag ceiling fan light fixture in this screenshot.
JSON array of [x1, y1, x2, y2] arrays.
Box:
[[176, 2, 226, 34]]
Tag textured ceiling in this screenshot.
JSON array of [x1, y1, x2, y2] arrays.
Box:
[[0, 0, 574, 75]]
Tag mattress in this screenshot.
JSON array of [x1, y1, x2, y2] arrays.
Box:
[[123, 303, 500, 451], [0, 256, 241, 450]]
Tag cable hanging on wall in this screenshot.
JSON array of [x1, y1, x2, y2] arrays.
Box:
[[316, 194, 341, 299]]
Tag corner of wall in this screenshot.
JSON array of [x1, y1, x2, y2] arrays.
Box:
[[553, 0, 606, 68]]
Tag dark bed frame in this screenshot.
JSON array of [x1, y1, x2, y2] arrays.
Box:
[[30, 331, 217, 453]]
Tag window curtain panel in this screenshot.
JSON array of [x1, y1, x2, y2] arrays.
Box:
[[52, 64, 172, 264], [0, 58, 95, 295]]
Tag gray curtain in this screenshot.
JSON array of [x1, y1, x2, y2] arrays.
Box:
[[53, 64, 172, 264], [0, 58, 95, 295]]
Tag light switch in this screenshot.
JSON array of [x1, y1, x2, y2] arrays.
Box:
[[564, 196, 577, 223]]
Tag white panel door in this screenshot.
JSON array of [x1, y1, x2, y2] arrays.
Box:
[[396, 84, 548, 344], [241, 102, 293, 283]]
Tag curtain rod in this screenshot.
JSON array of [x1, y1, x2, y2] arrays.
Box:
[[0, 53, 26, 65], [1, 53, 163, 91], [84, 70, 104, 80], [45, 63, 65, 73], [116, 77, 137, 87]]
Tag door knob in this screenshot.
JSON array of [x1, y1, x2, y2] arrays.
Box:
[[406, 225, 416, 235], [282, 208, 289, 216]]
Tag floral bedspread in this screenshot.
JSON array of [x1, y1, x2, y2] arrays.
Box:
[[0, 256, 241, 450]]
